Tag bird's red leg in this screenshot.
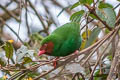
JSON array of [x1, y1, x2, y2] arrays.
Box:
[[74, 50, 79, 54], [53, 57, 59, 68], [74, 50, 79, 60]]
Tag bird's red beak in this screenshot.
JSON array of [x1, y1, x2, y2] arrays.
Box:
[[38, 50, 46, 56]]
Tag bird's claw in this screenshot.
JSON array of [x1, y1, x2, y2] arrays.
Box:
[[53, 57, 59, 68]]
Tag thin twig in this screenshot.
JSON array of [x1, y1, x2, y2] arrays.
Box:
[[34, 68, 55, 80], [25, 0, 31, 36], [107, 48, 120, 80], [72, 73, 85, 80], [107, 26, 120, 80], [0, 18, 24, 44], [48, 65, 65, 80], [28, 0, 49, 35], [17, 0, 22, 43], [80, 19, 94, 30], [113, 3, 120, 10], [52, 0, 71, 15], [0, 4, 20, 22], [42, 0, 56, 26]]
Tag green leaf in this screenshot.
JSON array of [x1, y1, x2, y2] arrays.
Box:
[[96, 9, 106, 21], [96, 8, 116, 28], [82, 30, 91, 40], [28, 72, 40, 78], [0, 58, 6, 66], [31, 33, 44, 41], [57, 6, 71, 17], [23, 57, 32, 64], [98, 1, 113, 9], [81, 30, 91, 49], [79, 0, 93, 5], [108, 55, 112, 61], [79, 0, 86, 4], [85, 27, 101, 48], [70, 2, 80, 10], [105, 28, 110, 34], [70, 10, 84, 22], [16, 45, 34, 63], [86, 0, 93, 5], [16, 52, 26, 63], [89, 13, 97, 19], [94, 71, 108, 80], [3, 42, 13, 59], [103, 8, 116, 27], [117, 0, 120, 1]]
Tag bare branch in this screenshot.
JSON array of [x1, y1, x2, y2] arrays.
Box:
[[0, 4, 20, 22]]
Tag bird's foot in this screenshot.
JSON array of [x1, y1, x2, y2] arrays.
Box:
[[74, 50, 79, 60], [53, 57, 59, 68], [53, 61, 57, 68], [74, 50, 79, 54]]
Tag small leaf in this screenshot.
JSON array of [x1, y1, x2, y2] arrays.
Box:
[[70, 10, 84, 22], [85, 27, 101, 48], [98, 1, 113, 9], [81, 30, 91, 49], [57, 6, 71, 17], [105, 28, 110, 34], [0, 58, 6, 66], [79, 0, 93, 5], [24, 57, 32, 64], [70, 2, 80, 10], [16, 45, 34, 63], [31, 33, 44, 41], [27, 72, 40, 78], [89, 13, 97, 19], [96, 8, 116, 28], [96, 9, 106, 21], [82, 30, 91, 40], [3, 42, 13, 59], [103, 8, 116, 27], [16, 45, 28, 62], [86, 0, 93, 5], [79, 0, 86, 4], [80, 40, 86, 50], [107, 55, 112, 61], [94, 70, 108, 80]]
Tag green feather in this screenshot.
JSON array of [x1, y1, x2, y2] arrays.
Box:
[[40, 22, 82, 56]]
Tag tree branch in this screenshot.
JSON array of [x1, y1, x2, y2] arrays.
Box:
[[85, 4, 112, 30]]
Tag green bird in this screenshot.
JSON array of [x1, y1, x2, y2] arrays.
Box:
[[38, 22, 82, 57]]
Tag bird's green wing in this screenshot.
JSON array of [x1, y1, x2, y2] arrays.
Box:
[[52, 22, 80, 36], [51, 22, 81, 56]]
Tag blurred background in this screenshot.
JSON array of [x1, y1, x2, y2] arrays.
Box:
[[0, 0, 120, 79]]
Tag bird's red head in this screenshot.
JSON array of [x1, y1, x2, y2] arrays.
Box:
[[38, 42, 54, 56]]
